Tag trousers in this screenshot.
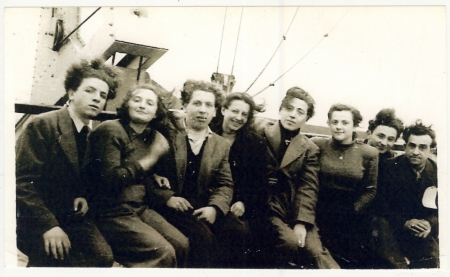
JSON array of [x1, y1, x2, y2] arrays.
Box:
[[19, 215, 114, 267], [158, 207, 252, 268], [95, 204, 189, 268], [269, 216, 340, 269]]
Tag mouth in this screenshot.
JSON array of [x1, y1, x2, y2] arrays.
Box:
[[286, 120, 296, 124], [376, 145, 388, 150], [136, 110, 147, 114], [88, 104, 99, 110], [196, 116, 208, 122]]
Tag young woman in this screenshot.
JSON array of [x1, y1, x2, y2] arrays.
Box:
[[85, 84, 188, 268], [210, 92, 268, 266], [311, 104, 379, 267]]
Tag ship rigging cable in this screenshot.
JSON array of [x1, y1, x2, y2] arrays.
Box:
[[230, 8, 244, 75], [216, 8, 227, 73], [251, 8, 351, 98], [244, 7, 299, 93]]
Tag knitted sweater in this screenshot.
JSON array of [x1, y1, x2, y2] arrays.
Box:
[[311, 137, 379, 214]]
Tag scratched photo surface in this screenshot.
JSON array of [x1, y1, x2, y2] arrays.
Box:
[[4, 4, 448, 274]]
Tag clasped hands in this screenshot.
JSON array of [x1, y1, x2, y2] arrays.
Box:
[[405, 218, 432, 238], [167, 196, 217, 224]]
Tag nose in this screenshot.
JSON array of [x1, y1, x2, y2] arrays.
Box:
[[412, 146, 420, 155], [138, 100, 145, 108], [198, 103, 206, 113], [380, 138, 388, 146], [336, 122, 342, 130], [288, 109, 297, 118], [92, 91, 101, 103], [235, 113, 243, 121]]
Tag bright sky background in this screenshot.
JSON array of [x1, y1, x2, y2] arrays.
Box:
[[7, 6, 446, 135], [2, 1, 449, 273]]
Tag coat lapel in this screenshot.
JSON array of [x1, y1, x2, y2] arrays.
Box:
[[57, 107, 80, 176], [280, 133, 306, 169], [265, 123, 281, 158], [173, 130, 187, 193], [198, 135, 216, 187]]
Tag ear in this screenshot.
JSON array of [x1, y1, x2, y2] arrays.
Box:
[[221, 107, 226, 115], [68, 89, 75, 101], [366, 130, 372, 136], [212, 107, 216, 118]]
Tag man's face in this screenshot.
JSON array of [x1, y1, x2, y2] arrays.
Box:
[[279, 98, 308, 131], [69, 77, 109, 121], [367, 125, 398, 154], [184, 90, 216, 131], [404, 134, 433, 169]]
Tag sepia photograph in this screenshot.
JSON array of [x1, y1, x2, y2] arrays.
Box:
[[3, 1, 448, 276]]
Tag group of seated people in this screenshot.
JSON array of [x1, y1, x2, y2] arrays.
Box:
[[16, 58, 439, 269]]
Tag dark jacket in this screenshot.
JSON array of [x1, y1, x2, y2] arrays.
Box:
[[85, 119, 166, 212], [152, 129, 234, 216], [211, 126, 269, 217], [16, 107, 87, 238], [379, 155, 438, 237], [258, 122, 320, 227]]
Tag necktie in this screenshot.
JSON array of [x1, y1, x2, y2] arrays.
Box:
[[78, 125, 90, 164]]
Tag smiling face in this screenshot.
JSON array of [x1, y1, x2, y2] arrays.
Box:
[[328, 110, 355, 144], [367, 125, 398, 153], [184, 90, 216, 131], [68, 77, 109, 122], [279, 97, 308, 131], [404, 134, 432, 169], [127, 88, 158, 124], [221, 100, 250, 133]]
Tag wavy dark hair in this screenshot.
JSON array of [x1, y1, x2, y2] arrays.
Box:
[[327, 103, 363, 127], [180, 79, 225, 108], [64, 58, 119, 100], [116, 83, 179, 132], [210, 92, 260, 134], [403, 120, 437, 148], [367, 108, 404, 140], [280, 87, 316, 121]]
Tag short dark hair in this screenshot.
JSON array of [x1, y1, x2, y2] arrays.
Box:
[[116, 83, 167, 128], [327, 104, 363, 127], [180, 80, 225, 108], [403, 120, 436, 148], [280, 87, 315, 120], [367, 108, 404, 140], [64, 58, 119, 100]]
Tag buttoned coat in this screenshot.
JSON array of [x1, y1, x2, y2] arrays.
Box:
[[261, 122, 320, 227], [380, 155, 438, 237], [16, 107, 88, 242], [152, 129, 234, 215]]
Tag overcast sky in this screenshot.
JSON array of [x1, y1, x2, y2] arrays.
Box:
[[7, 6, 446, 134]]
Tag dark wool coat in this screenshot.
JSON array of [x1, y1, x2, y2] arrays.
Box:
[[152, 128, 234, 216], [260, 122, 320, 227], [379, 155, 438, 237], [16, 107, 88, 239]]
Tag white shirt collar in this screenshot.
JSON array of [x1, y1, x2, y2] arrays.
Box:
[[67, 106, 92, 132]]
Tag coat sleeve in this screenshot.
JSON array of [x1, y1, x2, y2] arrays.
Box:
[[86, 123, 145, 196], [354, 150, 378, 213], [294, 144, 320, 226], [208, 144, 234, 215], [147, 150, 176, 208], [16, 117, 60, 235]]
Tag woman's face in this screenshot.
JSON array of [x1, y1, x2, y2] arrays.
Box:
[[328, 110, 355, 144], [127, 89, 158, 124], [221, 99, 251, 133]]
